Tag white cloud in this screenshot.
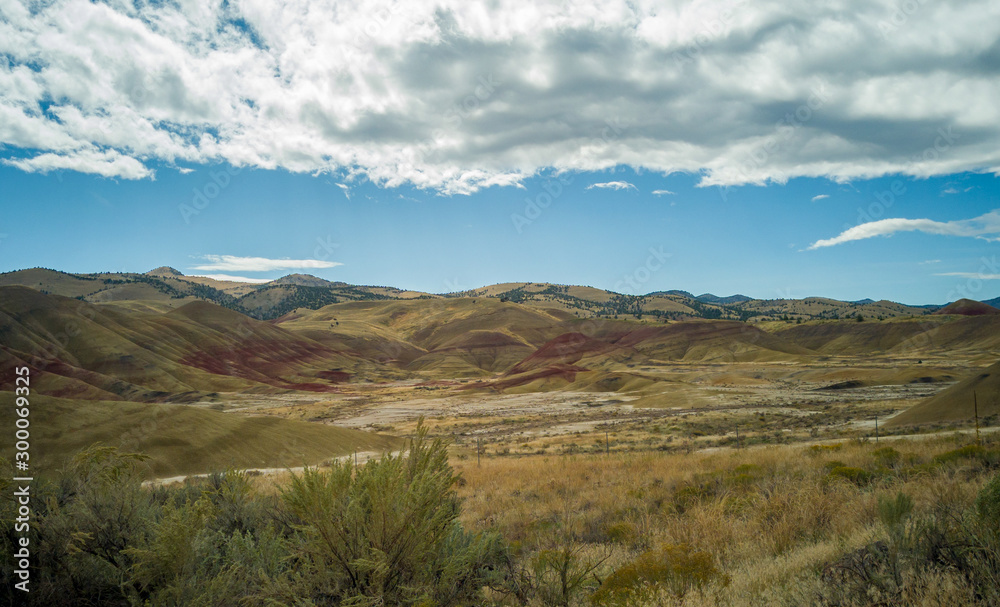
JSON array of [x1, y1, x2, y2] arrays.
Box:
[[811, 194, 830, 202], [587, 181, 637, 191], [190, 255, 343, 272], [189, 274, 274, 283], [935, 272, 1000, 280], [2, 0, 1000, 193], [2, 148, 153, 179], [809, 210, 1000, 249], [335, 182, 351, 199], [942, 186, 974, 195], [920, 259, 941, 265], [652, 189, 675, 196]]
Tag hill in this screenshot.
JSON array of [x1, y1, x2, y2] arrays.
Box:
[[0, 267, 242, 307], [279, 298, 568, 377], [695, 293, 753, 305], [772, 315, 1000, 361], [933, 298, 1000, 316], [272, 273, 340, 288], [0, 287, 377, 399], [887, 360, 1000, 427], [145, 266, 183, 277], [0, 266, 938, 323], [0, 393, 400, 478]]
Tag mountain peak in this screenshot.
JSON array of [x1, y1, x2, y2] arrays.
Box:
[[271, 274, 338, 288], [146, 266, 183, 277]]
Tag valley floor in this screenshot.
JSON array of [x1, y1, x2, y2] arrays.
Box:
[[191, 359, 979, 467]]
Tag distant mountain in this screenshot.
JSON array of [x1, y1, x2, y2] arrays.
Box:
[[271, 273, 339, 288], [146, 266, 183, 277], [849, 298, 875, 305], [653, 289, 695, 298], [0, 266, 936, 323], [983, 296, 1000, 308], [696, 293, 752, 305], [933, 298, 1000, 316]]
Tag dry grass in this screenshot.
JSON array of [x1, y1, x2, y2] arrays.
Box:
[[452, 432, 1000, 606]]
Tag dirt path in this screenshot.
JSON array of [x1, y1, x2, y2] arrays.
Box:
[[143, 449, 395, 487]]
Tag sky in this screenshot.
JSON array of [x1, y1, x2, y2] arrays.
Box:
[[1, 0, 999, 305]]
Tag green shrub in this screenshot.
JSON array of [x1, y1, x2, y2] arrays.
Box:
[[605, 521, 639, 545], [809, 443, 843, 455], [591, 544, 723, 605], [872, 447, 901, 467], [932, 444, 995, 466], [975, 472, 1000, 528], [827, 466, 873, 486], [281, 421, 503, 606], [532, 544, 608, 607], [34, 446, 154, 606]]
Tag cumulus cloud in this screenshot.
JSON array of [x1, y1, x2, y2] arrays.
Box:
[[587, 181, 637, 191], [190, 274, 274, 283], [809, 210, 1000, 249], [2, 0, 1000, 193], [811, 194, 830, 202], [190, 255, 343, 272], [652, 189, 675, 196]]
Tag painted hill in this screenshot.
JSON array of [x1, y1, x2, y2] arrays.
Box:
[[933, 298, 1000, 316], [0, 286, 375, 400], [887, 360, 1000, 427]]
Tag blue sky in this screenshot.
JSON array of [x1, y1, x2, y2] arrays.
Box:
[[1, 0, 999, 305], [1, 162, 996, 305]]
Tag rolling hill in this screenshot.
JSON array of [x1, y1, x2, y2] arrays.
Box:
[[0, 394, 401, 478], [933, 298, 1000, 316], [887, 359, 1000, 427], [0, 266, 952, 323], [4, 283, 995, 401], [0, 286, 379, 400]]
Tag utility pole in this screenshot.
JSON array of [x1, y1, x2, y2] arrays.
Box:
[[605, 431, 609, 455], [875, 416, 879, 444], [975, 391, 981, 446]]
